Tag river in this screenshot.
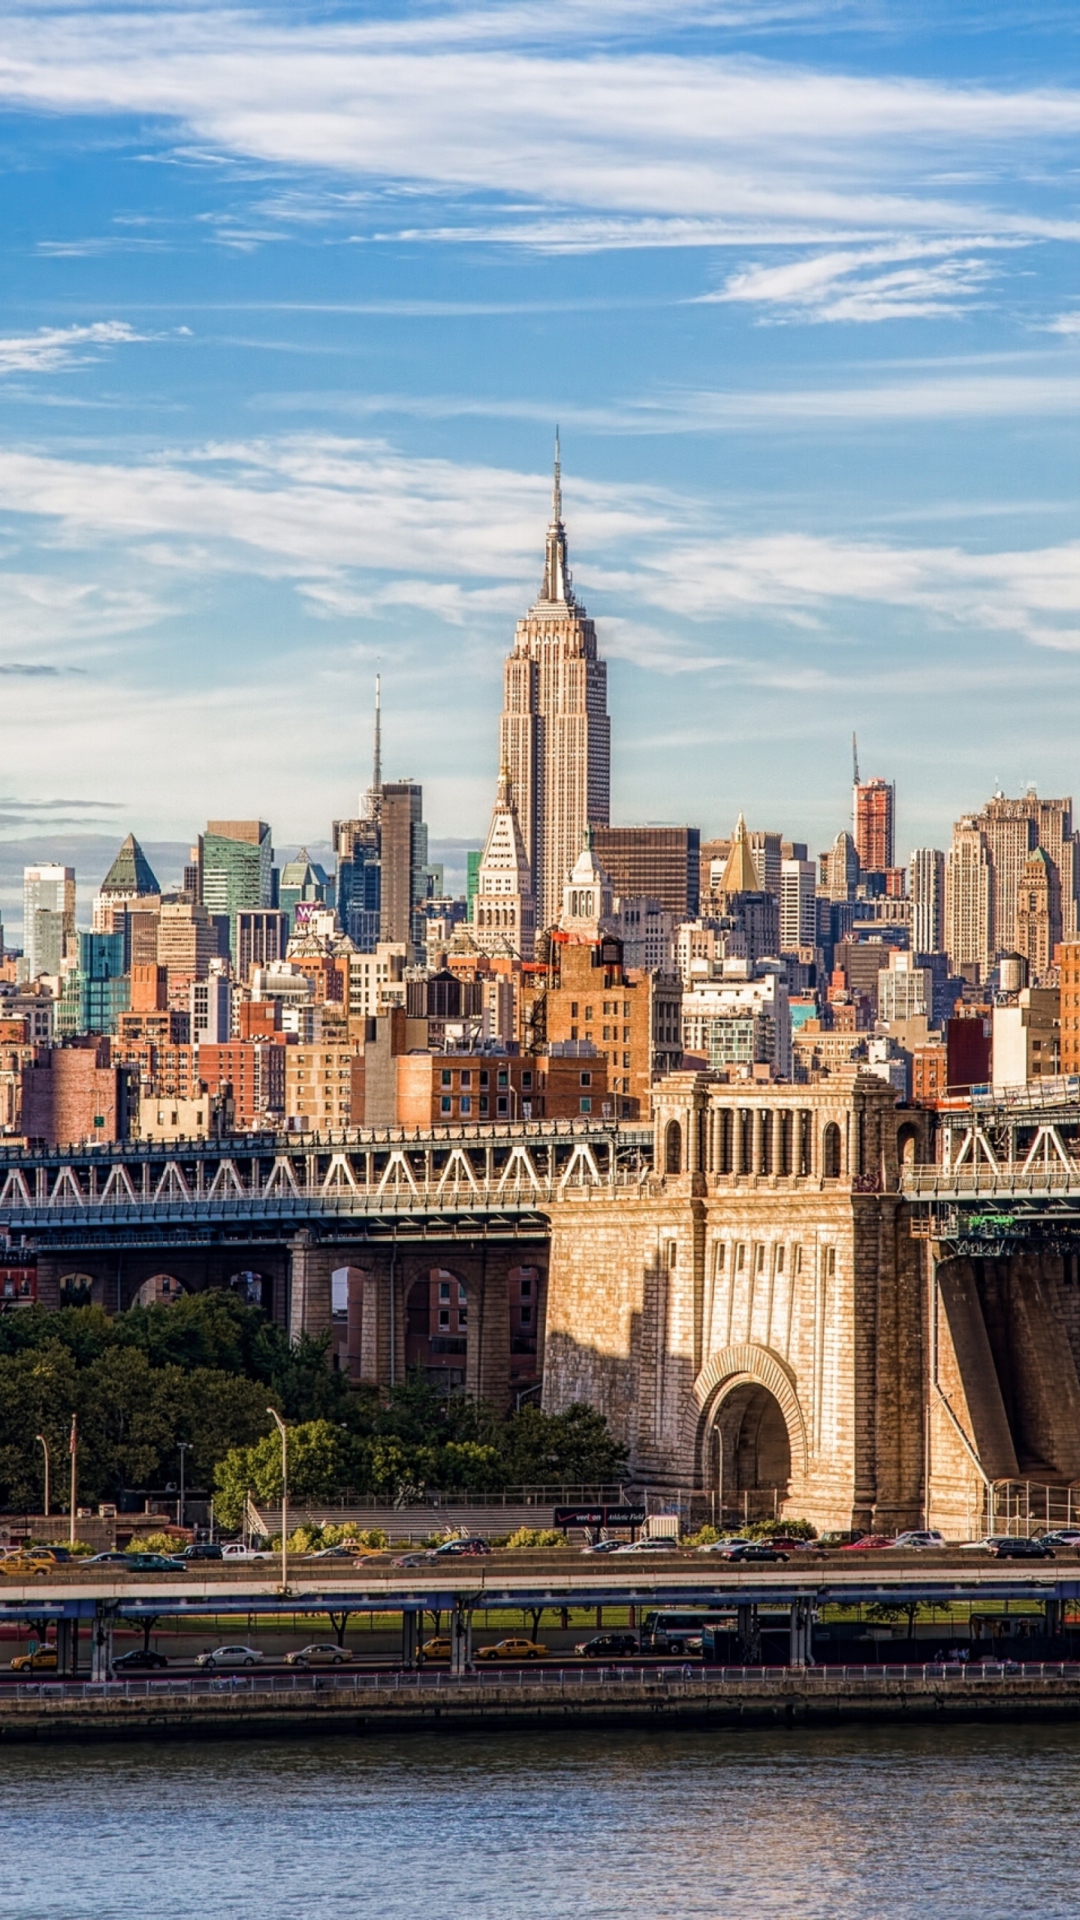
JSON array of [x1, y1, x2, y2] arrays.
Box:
[[6, 1722, 1076, 1918]]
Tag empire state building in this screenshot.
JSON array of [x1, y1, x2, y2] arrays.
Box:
[[499, 440, 611, 931]]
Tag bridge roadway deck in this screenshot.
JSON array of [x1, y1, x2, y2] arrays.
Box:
[[3, 1553, 1078, 1619]]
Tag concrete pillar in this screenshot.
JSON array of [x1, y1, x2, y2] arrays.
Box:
[[35, 1259, 62, 1313], [91, 1602, 114, 1682], [401, 1608, 419, 1669], [451, 1601, 472, 1675], [464, 1251, 512, 1412], [288, 1232, 333, 1342], [789, 1599, 811, 1668], [55, 1618, 72, 1677], [736, 1603, 759, 1664], [752, 1109, 766, 1175], [345, 1269, 366, 1381]]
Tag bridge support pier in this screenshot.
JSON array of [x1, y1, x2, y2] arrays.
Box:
[[91, 1603, 115, 1682], [401, 1608, 419, 1670], [288, 1233, 333, 1343], [737, 1603, 759, 1664], [451, 1601, 472, 1675], [788, 1599, 812, 1668]]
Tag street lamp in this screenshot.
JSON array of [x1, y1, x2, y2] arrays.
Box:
[[267, 1409, 287, 1589], [35, 1434, 49, 1518], [68, 1414, 77, 1549], [177, 1442, 191, 1531]]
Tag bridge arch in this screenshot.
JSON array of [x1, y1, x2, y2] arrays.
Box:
[[664, 1120, 683, 1176], [405, 1266, 470, 1390], [133, 1272, 187, 1309], [822, 1121, 842, 1181], [687, 1344, 809, 1505], [59, 1272, 96, 1308]]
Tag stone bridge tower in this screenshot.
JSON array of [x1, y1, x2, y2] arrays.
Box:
[[543, 1070, 930, 1536]]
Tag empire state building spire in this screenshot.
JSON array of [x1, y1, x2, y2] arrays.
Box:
[[539, 428, 574, 607], [500, 435, 611, 931]]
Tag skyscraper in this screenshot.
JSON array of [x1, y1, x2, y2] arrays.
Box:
[[780, 859, 818, 951], [946, 817, 993, 977], [853, 774, 895, 875], [909, 848, 946, 955], [473, 765, 535, 960], [23, 865, 75, 979], [380, 781, 427, 958], [500, 438, 610, 932], [202, 821, 273, 959]]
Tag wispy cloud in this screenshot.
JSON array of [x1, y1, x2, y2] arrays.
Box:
[[703, 239, 1007, 322], [0, 321, 143, 373]]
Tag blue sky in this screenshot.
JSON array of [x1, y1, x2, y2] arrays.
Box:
[[4, 1, 1080, 927]]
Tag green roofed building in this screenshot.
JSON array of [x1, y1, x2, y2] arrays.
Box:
[[98, 833, 161, 901]]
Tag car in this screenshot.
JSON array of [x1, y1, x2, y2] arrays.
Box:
[[429, 1538, 491, 1558], [612, 1537, 681, 1554], [392, 1552, 430, 1569], [195, 1645, 265, 1669], [475, 1638, 547, 1661], [283, 1644, 355, 1667], [88, 1551, 133, 1564], [840, 1535, 896, 1551], [112, 1648, 169, 1671], [10, 1645, 58, 1671], [302, 1545, 356, 1560], [575, 1633, 638, 1657], [1038, 1530, 1080, 1549], [696, 1538, 753, 1556], [721, 1544, 789, 1564], [0, 1554, 54, 1578], [581, 1539, 623, 1554], [219, 1543, 268, 1561], [892, 1530, 946, 1550], [422, 1636, 453, 1660], [988, 1536, 1055, 1559], [180, 1543, 224, 1562], [122, 1553, 187, 1572]]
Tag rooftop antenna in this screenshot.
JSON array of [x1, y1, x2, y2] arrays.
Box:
[[852, 731, 860, 786], [373, 672, 382, 798]]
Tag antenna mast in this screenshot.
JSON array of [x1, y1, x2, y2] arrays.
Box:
[[852, 731, 860, 786]]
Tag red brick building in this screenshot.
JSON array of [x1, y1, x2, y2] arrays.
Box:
[[21, 1040, 132, 1147]]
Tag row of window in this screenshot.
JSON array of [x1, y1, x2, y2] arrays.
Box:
[[439, 1067, 523, 1090], [569, 1001, 631, 1019]]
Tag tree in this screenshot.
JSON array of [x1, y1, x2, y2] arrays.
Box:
[[213, 1419, 360, 1528]]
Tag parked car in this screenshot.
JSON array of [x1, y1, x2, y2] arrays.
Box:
[[392, 1553, 430, 1569], [1037, 1530, 1080, 1550], [892, 1530, 946, 1550], [87, 1551, 133, 1564], [284, 1644, 355, 1667], [195, 1645, 265, 1669], [475, 1638, 547, 1661], [575, 1633, 638, 1657], [123, 1553, 187, 1572], [696, 1538, 752, 1556], [302, 1546, 356, 1560], [181, 1544, 224, 1562], [422, 1636, 453, 1660], [219, 1544, 268, 1562], [10, 1645, 58, 1671], [112, 1648, 169, 1671]]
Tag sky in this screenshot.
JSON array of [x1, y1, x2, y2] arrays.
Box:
[[4, 1, 1080, 931]]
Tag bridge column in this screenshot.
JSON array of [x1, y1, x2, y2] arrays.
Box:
[[35, 1258, 62, 1312], [288, 1232, 333, 1342], [401, 1608, 419, 1669], [788, 1600, 812, 1668], [464, 1251, 513, 1412]]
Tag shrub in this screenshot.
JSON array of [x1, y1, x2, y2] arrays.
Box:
[[744, 1517, 818, 1541], [126, 1530, 185, 1554], [505, 1526, 568, 1550], [684, 1525, 721, 1547]]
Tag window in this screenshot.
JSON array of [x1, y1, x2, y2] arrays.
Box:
[[522, 1071, 532, 1089], [460, 1095, 471, 1115], [580, 1096, 592, 1113], [460, 1070, 471, 1088], [584, 1005, 593, 1021], [667, 1241, 678, 1268], [497, 1096, 508, 1116], [440, 1069, 452, 1087], [520, 1305, 532, 1327], [440, 1096, 452, 1114], [480, 1070, 489, 1088], [458, 1284, 467, 1305], [520, 1277, 532, 1298], [570, 1026, 579, 1040], [580, 1072, 592, 1087], [479, 1096, 489, 1115], [497, 1069, 508, 1089], [664, 1119, 682, 1175], [570, 1002, 578, 1017], [438, 1309, 450, 1330]]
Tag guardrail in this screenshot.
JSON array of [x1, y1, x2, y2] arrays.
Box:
[[10, 1661, 1080, 1704]]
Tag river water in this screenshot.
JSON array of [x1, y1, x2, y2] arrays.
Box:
[[6, 1722, 1077, 1919]]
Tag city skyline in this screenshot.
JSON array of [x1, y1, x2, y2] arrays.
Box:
[[2, 3, 1080, 882]]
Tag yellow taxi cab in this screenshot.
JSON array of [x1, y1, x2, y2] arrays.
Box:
[[421, 1636, 453, 1660], [11, 1645, 58, 1671], [475, 1638, 548, 1661], [0, 1552, 55, 1578]]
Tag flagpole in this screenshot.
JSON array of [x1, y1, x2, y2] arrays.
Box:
[[69, 1414, 77, 1548]]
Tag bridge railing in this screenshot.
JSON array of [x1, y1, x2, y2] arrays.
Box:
[[903, 1166, 1080, 1197]]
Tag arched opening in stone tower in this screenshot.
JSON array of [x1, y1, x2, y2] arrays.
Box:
[[822, 1122, 842, 1181], [712, 1381, 792, 1523], [664, 1120, 682, 1175], [405, 1268, 468, 1390], [59, 1273, 95, 1308], [133, 1272, 186, 1309]]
